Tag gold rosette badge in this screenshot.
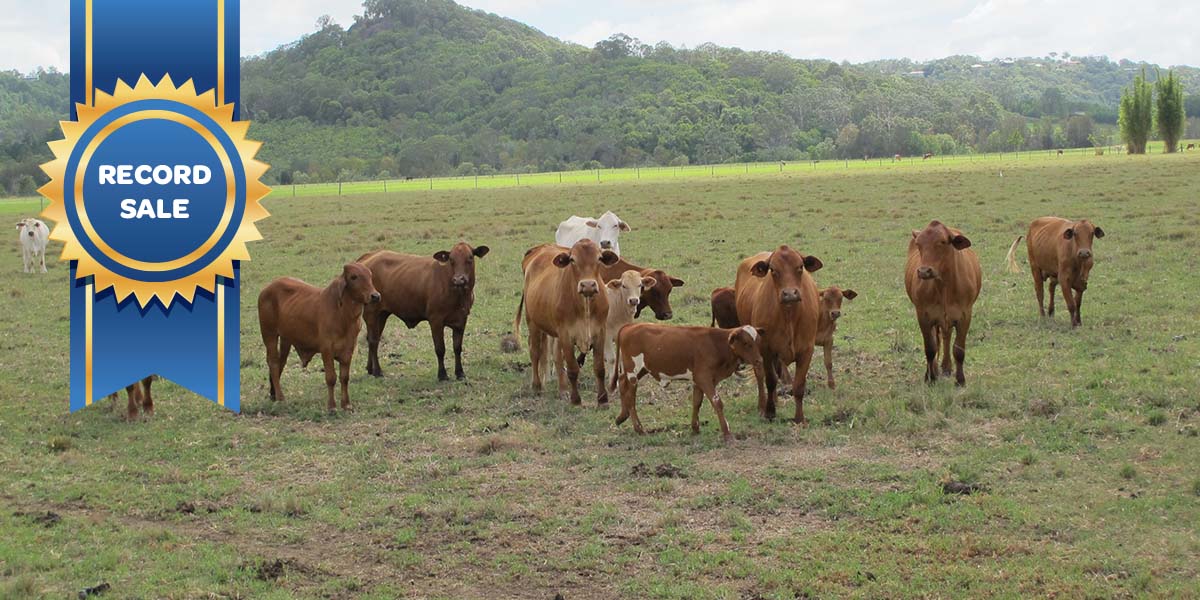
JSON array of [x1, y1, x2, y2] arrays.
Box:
[[40, 74, 270, 307]]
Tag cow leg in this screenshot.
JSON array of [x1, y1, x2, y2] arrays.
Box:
[[920, 319, 938, 383], [616, 374, 644, 434], [761, 351, 778, 420], [701, 379, 731, 442], [792, 347, 814, 425], [452, 325, 466, 380], [364, 309, 388, 377], [263, 332, 282, 401], [338, 358, 352, 410], [591, 339, 608, 405], [22, 247, 30, 273], [430, 321, 449, 381], [953, 315, 971, 386], [141, 377, 154, 416], [690, 384, 704, 434], [560, 338, 582, 405], [1047, 279, 1058, 317], [1032, 268, 1047, 317], [321, 352, 337, 412], [823, 343, 835, 390], [38, 251, 46, 273], [940, 322, 954, 377], [125, 384, 141, 420], [528, 325, 545, 393], [1060, 281, 1078, 327], [1074, 289, 1084, 327]]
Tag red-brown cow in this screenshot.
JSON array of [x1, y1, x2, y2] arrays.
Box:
[[600, 256, 684, 320], [258, 263, 380, 411], [710, 286, 737, 328], [358, 242, 490, 381], [614, 323, 765, 441], [905, 221, 981, 385], [514, 240, 619, 405], [733, 246, 823, 424], [1005, 217, 1104, 327], [815, 287, 857, 390], [107, 376, 157, 420]]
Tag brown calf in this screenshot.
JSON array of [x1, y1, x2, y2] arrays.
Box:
[[258, 263, 380, 411], [107, 376, 157, 420], [514, 240, 619, 404], [905, 221, 982, 385], [710, 286, 737, 328], [600, 256, 684, 320], [1006, 217, 1104, 327], [815, 287, 857, 389], [733, 246, 823, 423], [614, 323, 765, 441], [359, 242, 490, 381]]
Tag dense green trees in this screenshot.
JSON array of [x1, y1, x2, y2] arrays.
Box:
[[1119, 69, 1154, 154], [1154, 70, 1185, 152]]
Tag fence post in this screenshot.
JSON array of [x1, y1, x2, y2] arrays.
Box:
[[292, 184, 296, 197], [476, 175, 479, 189], [637, 167, 640, 179], [429, 178, 433, 190], [384, 181, 387, 193], [338, 182, 342, 195], [559, 173, 562, 184]]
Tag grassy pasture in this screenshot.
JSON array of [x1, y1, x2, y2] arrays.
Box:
[[2, 153, 1200, 599]]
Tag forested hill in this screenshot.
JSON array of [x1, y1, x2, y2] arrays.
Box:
[[3, 0, 1199, 194]]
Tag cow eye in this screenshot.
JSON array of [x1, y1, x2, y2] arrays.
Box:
[[350, 275, 358, 281]]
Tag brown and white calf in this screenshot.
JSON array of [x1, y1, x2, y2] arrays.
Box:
[[905, 221, 981, 385], [1006, 217, 1104, 327], [815, 287, 857, 389], [601, 270, 656, 389], [514, 240, 619, 404], [358, 242, 490, 381], [614, 323, 765, 441], [258, 263, 381, 411]]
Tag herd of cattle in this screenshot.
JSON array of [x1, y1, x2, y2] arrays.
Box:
[[16, 210, 1104, 439]]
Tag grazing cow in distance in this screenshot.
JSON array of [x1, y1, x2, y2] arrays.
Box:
[[893, 154, 902, 162], [601, 255, 684, 320], [556, 211, 630, 256], [515, 240, 619, 404], [1057, 149, 1064, 156], [258, 263, 381, 411], [1188, 144, 1196, 151], [905, 221, 982, 386], [16, 218, 49, 273], [358, 242, 490, 381], [1006, 217, 1104, 327], [815, 287, 857, 390], [107, 376, 157, 420], [923, 152, 934, 160], [734, 246, 823, 423], [614, 323, 765, 442]]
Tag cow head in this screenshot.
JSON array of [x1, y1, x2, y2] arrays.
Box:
[[911, 221, 971, 281], [635, 268, 684, 320], [728, 325, 767, 372], [16, 219, 38, 238], [337, 262, 381, 306], [606, 270, 655, 316], [434, 242, 489, 291], [819, 287, 858, 323], [585, 211, 629, 254], [750, 245, 822, 305], [1063, 220, 1103, 262], [553, 239, 620, 299]]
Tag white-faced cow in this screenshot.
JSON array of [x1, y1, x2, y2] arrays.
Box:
[[555, 211, 630, 256]]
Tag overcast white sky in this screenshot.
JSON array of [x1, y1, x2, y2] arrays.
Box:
[[1, 0, 1196, 73]]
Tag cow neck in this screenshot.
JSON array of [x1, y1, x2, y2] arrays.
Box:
[[324, 282, 365, 327]]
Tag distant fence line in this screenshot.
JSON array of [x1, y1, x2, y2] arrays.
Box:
[[278, 145, 1143, 198]]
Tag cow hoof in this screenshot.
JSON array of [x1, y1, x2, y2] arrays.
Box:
[[721, 433, 733, 444], [437, 373, 450, 382], [827, 381, 836, 390], [792, 417, 809, 426], [455, 373, 465, 381]]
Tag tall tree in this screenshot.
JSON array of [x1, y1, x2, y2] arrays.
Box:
[[1118, 69, 1153, 154], [1154, 69, 1185, 153]]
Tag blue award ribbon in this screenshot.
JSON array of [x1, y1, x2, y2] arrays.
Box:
[[44, 1, 269, 413]]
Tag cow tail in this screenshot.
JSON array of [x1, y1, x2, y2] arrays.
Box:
[[609, 328, 623, 393], [511, 293, 525, 344], [1005, 235, 1024, 274]]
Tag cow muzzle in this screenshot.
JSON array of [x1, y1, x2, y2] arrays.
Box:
[[830, 310, 841, 320], [578, 279, 599, 297], [599, 240, 613, 250], [27, 231, 34, 238], [451, 274, 469, 288], [627, 297, 640, 307], [656, 311, 672, 321], [917, 266, 937, 280], [369, 292, 382, 304], [780, 288, 801, 304], [1077, 249, 1092, 260]]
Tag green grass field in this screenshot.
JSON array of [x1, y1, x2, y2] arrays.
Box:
[[2, 152, 1199, 599]]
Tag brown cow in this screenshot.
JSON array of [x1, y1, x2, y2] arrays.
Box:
[[107, 376, 157, 420], [358, 242, 490, 381], [614, 323, 765, 441], [600, 256, 684, 320], [710, 286, 737, 328], [1005, 217, 1104, 327], [1187, 144, 1195, 151], [733, 246, 823, 423], [514, 240, 619, 404], [258, 263, 381, 411], [905, 221, 981, 385], [815, 287, 857, 390]]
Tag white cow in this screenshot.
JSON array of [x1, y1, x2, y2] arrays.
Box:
[[555, 211, 630, 256], [603, 270, 657, 390], [16, 218, 49, 273]]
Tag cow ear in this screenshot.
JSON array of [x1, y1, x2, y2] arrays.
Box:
[[842, 289, 858, 300], [585, 220, 599, 228], [552, 252, 572, 268], [606, 279, 623, 290], [15, 223, 23, 230], [332, 276, 347, 307], [1062, 228, 1074, 240], [750, 261, 770, 277], [803, 255, 823, 272], [641, 276, 658, 289], [472, 245, 490, 258], [756, 327, 767, 339], [433, 251, 451, 263], [1093, 227, 1104, 239], [911, 230, 919, 239], [951, 235, 972, 250], [669, 277, 684, 287], [600, 250, 620, 266], [618, 220, 631, 232]]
